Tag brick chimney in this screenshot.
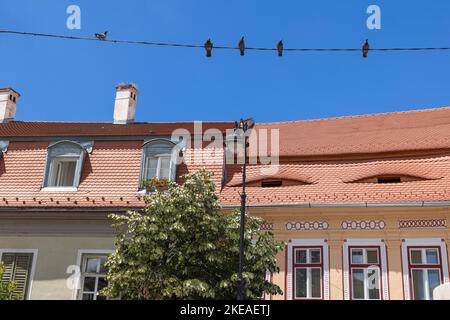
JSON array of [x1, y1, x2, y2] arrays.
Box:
[[0, 88, 20, 123], [113, 84, 138, 124]]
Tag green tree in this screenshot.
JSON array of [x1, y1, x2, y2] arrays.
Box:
[[102, 168, 283, 299], [0, 262, 19, 300]]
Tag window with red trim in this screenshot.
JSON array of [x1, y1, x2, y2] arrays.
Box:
[[349, 246, 382, 300], [408, 246, 443, 300], [292, 246, 323, 299]]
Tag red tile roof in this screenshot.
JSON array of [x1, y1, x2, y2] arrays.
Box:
[[0, 121, 234, 137], [2, 106, 450, 208], [256, 106, 450, 157]]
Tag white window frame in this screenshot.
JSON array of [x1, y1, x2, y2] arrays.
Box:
[[144, 154, 172, 180], [343, 239, 389, 300], [140, 139, 179, 187], [47, 157, 79, 187], [401, 238, 449, 300], [0, 249, 38, 300], [73, 249, 114, 300], [42, 140, 89, 191], [286, 239, 329, 300]]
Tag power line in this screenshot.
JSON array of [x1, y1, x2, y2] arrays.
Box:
[[1, 29, 450, 55]]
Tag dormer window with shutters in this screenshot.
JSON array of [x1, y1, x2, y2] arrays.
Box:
[[140, 139, 179, 189], [42, 140, 93, 192]]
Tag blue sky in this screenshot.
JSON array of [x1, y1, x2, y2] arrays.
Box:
[[1, 0, 450, 123]]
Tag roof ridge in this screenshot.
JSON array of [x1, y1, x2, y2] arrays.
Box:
[[257, 105, 450, 125], [6, 120, 235, 124]]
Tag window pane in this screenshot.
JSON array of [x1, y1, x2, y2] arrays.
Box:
[[295, 268, 307, 298], [410, 250, 422, 264], [366, 249, 379, 264], [412, 269, 425, 300], [311, 268, 322, 298], [367, 269, 380, 299], [159, 157, 171, 179], [426, 249, 439, 264], [83, 277, 96, 292], [310, 249, 321, 264], [428, 270, 441, 300], [82, 293, 94, 300], [96, 277, 108, 300], [144, 157, 158, 180], [50, 160, 77, 187], [352, 269, 365, 299], [99, 257, 107, 274], [351, 249, 364, 264], [85, 258, 100, 273], [295, 250, 307, 264]]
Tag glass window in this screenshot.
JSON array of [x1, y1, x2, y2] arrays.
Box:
[[44, 141, 85, 188], [79, 253, 109, 300], [366, 249, 379, 264], [310, 249, 321, 264], [410, 250, 422, 264], [409, 247, 443, 300], [349, 247, 382, 300], [426, 249, 439, 264], [352, 269, 365, 299], [310, 268, 322, 298], [295, 268, 307, 298], [351, 249, 364, 264], [295, 250, 307, 264], [293, 247, 323, 299], [141, 139, 178, 184]]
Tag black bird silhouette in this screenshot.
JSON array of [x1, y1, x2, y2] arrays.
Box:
[[277, 40, 283, 57], [362, 39, 369, 58], [95, 31, 108, 40], [204, 38, 213, 58], [238, 36, 245, 56]]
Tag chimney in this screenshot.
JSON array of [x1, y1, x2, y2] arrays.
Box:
[[113, 84, 138, 124], [0, 88, 20, 123]]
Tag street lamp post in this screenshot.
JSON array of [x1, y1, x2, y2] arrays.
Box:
[[235, 118, 254, 300]]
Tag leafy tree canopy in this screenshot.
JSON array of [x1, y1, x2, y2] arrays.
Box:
[[102, 168, 283, 299]]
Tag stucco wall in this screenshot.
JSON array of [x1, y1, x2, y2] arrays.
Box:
[[1, 206, 450, 300], [0, 235, 115, 300]]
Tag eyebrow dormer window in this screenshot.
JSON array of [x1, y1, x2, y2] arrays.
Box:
[[141, 139, 179, 186], [377, 177, 401, 184], [42, 141, 92, 191]]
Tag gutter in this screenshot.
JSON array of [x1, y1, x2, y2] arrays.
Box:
[[222, 201, 450, 209]]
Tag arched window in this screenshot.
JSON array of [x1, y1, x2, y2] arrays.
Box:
[[43, 141, 92, 190], [141, 139, 179, 184]]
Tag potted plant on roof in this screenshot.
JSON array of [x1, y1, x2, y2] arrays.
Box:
[[143, 177, 170, 193]]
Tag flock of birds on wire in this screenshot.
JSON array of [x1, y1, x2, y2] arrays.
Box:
[[94, 31, 371, 58]]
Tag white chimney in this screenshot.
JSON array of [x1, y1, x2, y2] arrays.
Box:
[[0, 88, 20, 123], [113, 84, 138, 124]]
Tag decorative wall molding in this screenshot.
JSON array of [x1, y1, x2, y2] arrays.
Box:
[[286, 221, 329, 231], [259, 222, 274, 231], [341, 220, 385, 230], [398, 219, 447, 229]]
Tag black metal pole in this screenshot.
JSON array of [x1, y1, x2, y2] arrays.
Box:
[[237, 134, 247, 300]]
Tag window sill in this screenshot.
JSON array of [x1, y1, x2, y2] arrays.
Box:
[[41, 187, 78, 192]]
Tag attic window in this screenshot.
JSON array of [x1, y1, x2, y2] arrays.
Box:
[[377, 177, 401, 184], [261, 180, 283, 188]]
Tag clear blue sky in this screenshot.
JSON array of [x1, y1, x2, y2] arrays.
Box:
[[1, 0, 450, 123]]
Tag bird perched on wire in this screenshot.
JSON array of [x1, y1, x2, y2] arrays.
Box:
[[95, 31, 108, 40], [204, 38, 213, 57], [362, 39, 369, 58], [238, 36, 245, 56], [277, 40, 283, 57]]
